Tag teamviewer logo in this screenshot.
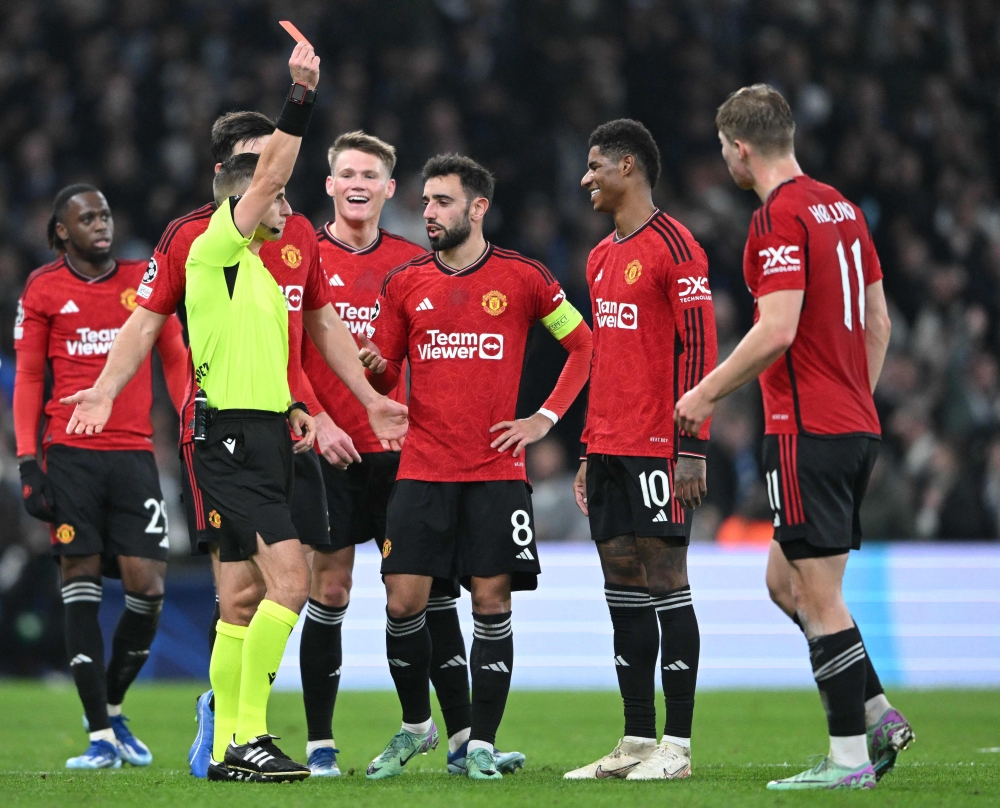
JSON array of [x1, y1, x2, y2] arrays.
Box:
[[616, 304, 637, 329], [479, 334, 504, 359]]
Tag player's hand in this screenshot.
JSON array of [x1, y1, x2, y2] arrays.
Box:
[[289, 408, 316, 453], [675, 384, 715, 436], [674, 455, 707, 509], [574, 460, 588, 517], [367, 396, 408, 452], [489, 412, 553, 458], [19, 458, 56, 523], [314, 411, 361, 469], [289, 41, 320, 91], [358, 334, 388, 375], [61, 387, 113, 435]]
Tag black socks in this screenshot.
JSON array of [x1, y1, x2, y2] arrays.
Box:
[[653, 586, 700, 740], [386, 609, 432, 724], [301, 599, 348, 742], [809, 625, 867, 737], [105, 591, 163, 706], [62, 576, 109, 732], [604, 584, 658, 738], [426, 595, 472, 740], [469, 611, 513, 745]]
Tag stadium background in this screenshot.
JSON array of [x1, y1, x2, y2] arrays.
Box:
[[0, 0, 998, 688]]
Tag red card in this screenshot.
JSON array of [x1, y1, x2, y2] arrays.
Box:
[[279, 20, 311, 46]]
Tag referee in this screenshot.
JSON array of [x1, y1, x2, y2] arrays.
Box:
[[183, 42, 320, 782]]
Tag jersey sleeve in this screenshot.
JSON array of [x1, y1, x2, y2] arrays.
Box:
[[301, 230, 329, 311], [12, 285, 49, 457], [188, 198, 250, 269], [154, 314, 191, 414], [749, 209, 807, 297], [138, 249, 184, 315], [13, 285, 49, 354], [366, 276, 408, 363], [860, 217, 884, 286]]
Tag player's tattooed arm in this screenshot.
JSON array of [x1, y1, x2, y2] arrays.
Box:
[[673, 455, 707, 509]]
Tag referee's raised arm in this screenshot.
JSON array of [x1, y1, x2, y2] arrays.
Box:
[[233, 42, 320, 238]]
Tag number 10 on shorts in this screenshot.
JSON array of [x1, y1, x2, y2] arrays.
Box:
[[639, 470, 670, 509]]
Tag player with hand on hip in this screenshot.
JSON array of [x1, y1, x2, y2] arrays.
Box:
[[676, 84, 913, 790]]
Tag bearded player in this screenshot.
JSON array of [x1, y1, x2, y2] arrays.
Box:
[[563, 119, 717, 781], [676, 84, 913, 790], [359, 154, 592, 780], [300, 132, 524, 776], [63, 111, 407, 776], [14, 185, 188, 769]]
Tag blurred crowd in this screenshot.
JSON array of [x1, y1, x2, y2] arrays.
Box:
[[2, 0, 1000, 586]]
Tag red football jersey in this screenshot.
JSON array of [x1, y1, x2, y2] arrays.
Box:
[[141, 205, 329, 442], [15, 258, 181, 453], [743, 175, 882, 436], [582, 210, 717, 458], [302, 225, 420, 453], [368, 245, 566, 482]]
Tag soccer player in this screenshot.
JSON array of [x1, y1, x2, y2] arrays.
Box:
[[675, 84, 914, 790], [300, 132, 524, 776], [563, 120, 717, 781], [359, 154, 592, 780], [13, 185, 188, 769]]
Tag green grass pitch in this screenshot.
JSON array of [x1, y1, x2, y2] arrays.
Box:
[[2, 682, 998, 806]]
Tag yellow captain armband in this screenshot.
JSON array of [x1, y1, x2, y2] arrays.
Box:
[[540, 299, 584, 341]]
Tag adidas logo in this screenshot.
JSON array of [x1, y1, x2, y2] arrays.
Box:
[[243, 747, 275, 766], [60, 300, 79, 314], [652, 509, 668, 522], [440, 655, 466, 668], [416, 297, 434, 311], [481, 661, 510, 673], [595, 268, 603, 282], [663, 659, 690, 671], [329, 274, 345, 286], [267, 671, 276, 684], [614, 655, 629, 667], [388, 658, 410, 667], [69, 654, 93, 666], [329, 667, 341, 677], [516, 548, 534, 561]]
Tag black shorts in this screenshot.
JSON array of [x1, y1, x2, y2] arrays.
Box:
[[382, 480, 541, 593], [45, 445, 169, 576], [586, 454, 692, 544], [762, 434, 880, 560], [291, 450, 331, 549], [193, 410, 297, 563], [320, 451, 399, 552]]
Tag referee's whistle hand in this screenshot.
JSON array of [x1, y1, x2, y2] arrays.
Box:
[[290, 409, 316, 453], [289, 41, 320, 91], [61, 387, 113, 435]]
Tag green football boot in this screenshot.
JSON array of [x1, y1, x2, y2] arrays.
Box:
[[767, 756, 876, 790], [365, 723, 439, 780], [466, 747, 503, 781]]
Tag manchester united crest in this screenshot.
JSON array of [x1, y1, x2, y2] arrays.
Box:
[[55, 524, 76, 544], [382, 539, 392, 558], [482, 290, 507, 316], [624, 259, 643, 284], [121, 288, 138, 311], [281, 244, 303, 268], [208, 510, 222, 529]]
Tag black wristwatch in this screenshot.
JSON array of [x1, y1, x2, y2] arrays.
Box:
[[288, 83, 316, 105], [287, 401, 310, 418]]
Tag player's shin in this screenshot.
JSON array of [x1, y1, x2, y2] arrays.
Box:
[[605, 584, 658, 740], [654, 586, 700, 747], [469, 611, 513, 748], [386, 609, 433, 725], [106, 592, 163, 707], [62, 576, 111, 735], [209, 621, 246, 762], [300, 599, 347, 744], [809, 626, 869, 767], [235, 600, 299, 743], [426, 595, 472, 744]]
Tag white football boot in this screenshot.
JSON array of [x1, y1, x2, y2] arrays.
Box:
[[563, 737, 656, 779], [625, 740, 691, 780]]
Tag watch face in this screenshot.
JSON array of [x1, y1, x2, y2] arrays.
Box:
[[290, 84, 306, 103]]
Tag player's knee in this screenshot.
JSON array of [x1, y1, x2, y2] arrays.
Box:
[[313, 573, 351, 607], [386, 595, 426, 619]]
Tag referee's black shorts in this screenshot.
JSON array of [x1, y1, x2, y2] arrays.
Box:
[[193, 409, 298, 563]]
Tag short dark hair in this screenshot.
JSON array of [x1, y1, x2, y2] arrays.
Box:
[[47, 183, 100, 251], [213, 153, 259, 206], [716, 84, 795, 155], [588, 119, 661, 187], [210, 111, 276, 163], [422, 153, 495, 204]]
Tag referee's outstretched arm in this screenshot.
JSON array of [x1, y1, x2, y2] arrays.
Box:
[[232, 41, 320, 239]]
